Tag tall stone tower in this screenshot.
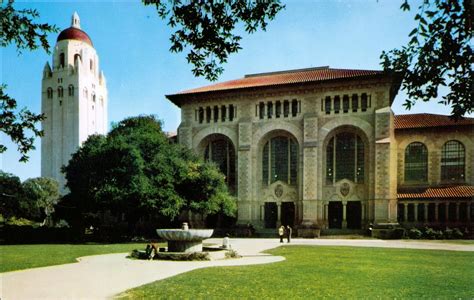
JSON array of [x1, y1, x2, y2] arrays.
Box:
[[41, 12, 108, 192]]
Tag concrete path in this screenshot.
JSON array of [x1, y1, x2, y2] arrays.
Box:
[[1, 239, 473, 300]]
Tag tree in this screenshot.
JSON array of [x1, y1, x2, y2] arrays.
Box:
[[143, 0, 284, 81], [63, 115, 236, 229], [22, 177, 60, 225], [381, 0, 473, 119], [1, 1, 58, 161], [0, 171, 24, 218]]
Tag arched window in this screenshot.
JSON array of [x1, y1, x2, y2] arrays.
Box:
[[204, 138, 236, 192], [92, 93, 96, 102], [47, 88, 53, 99], [405, 142, 428, 182], [206, 107, 211, 123], [74, 54, 81, 64], [90, 59, 93, 71], [59, 53, 65, 68], [326, 132, 364, 184], [262, 136, 298, 185], [57, 86, 63, 98], [441, 140, 465, 182], [84, 88, 88, 99], [198, 107, 204, 123], [68, 85, 74, 96]]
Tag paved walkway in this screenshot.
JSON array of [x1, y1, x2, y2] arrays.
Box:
[[1, 239, 473, 300]]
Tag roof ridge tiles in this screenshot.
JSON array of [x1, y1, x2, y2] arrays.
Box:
[[244, 66, 331, 78]]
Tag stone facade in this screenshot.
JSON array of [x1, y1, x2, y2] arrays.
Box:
[[167, 67, 473, 232], [41, 13, 108, 192]]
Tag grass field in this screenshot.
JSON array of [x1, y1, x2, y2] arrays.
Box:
[[0, 243, 147, 273], [118, 246, 474, 299]]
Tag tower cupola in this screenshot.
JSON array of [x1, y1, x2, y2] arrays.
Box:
[[56, 12, 93, 46]]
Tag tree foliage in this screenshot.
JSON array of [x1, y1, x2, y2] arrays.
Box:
[[0, 1, 58, 161], [0, 171, 24, 218], [63, 115, 236, 227], [143, 0, 284, 81], [22, 177, 60, 225], [381, 0, 473, 118], [0, 171, 59, 222]]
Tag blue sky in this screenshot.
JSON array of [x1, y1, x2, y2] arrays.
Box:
[[1, 0, 453, 181]]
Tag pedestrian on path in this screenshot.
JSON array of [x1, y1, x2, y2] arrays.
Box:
[[278, 225, 285, 243], [286, 225, 292, 243]]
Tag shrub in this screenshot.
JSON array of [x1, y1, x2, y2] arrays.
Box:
[[452, 228, 464, 239], [408, 228, 422, 239], [392, 228, 406, 239], [153, 252, 210, 261], [443, 227, 453, 239], [423, 227, 437, 239], [54, 219, 70, 228], [225, 249, 241, 259]]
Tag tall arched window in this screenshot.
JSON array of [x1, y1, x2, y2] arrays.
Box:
[[405, 142, 428, 182], [47, 88, 53, 99], [326, 132, 364, 184], [204, 137, 236, 192], [68, 85, 74, 96], [74, 54, 81, 64], [59, 53, 65, 68], [57, 86, 63, 98], [262, 136, 298, 185], [441, 140, 465, 182]]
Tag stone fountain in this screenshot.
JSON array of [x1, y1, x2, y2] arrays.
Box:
[[156, 223, 214, 253]]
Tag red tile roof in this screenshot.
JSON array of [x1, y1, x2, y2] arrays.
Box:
[[394, 113, 474, 129], [170, 67, 385, 97], [398, 186, 474, 199], [57, 27, 93, 46]]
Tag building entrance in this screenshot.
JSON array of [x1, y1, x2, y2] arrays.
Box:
[[280, 202, 295, 227], [328, 202, 343, 228], [346, 201, 361, 229], [264, 202, 278, 228]]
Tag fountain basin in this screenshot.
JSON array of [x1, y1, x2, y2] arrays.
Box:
[[156, 229, 214, 253]]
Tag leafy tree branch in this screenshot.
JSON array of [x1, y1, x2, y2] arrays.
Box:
[[381, 0, 473, 119], [0, 1, 58, 161], [143, 0, 285, 81]]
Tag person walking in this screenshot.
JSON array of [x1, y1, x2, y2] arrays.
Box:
[[286, 225, 292, 243], [278, 225, 285, 243]]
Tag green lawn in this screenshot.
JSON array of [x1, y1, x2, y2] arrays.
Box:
[[118, 246, 474, 299], [0, 243, 147, 273]]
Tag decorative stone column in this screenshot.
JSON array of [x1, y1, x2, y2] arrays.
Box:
[[342, 202, 347, 229], [404, 203, 408, 222], [414, 203, 418, 222], [324, 203, 329, 225], [237, 121, 253, 224], [374, 107, 398, 224], [301, 114, 318, 226]]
